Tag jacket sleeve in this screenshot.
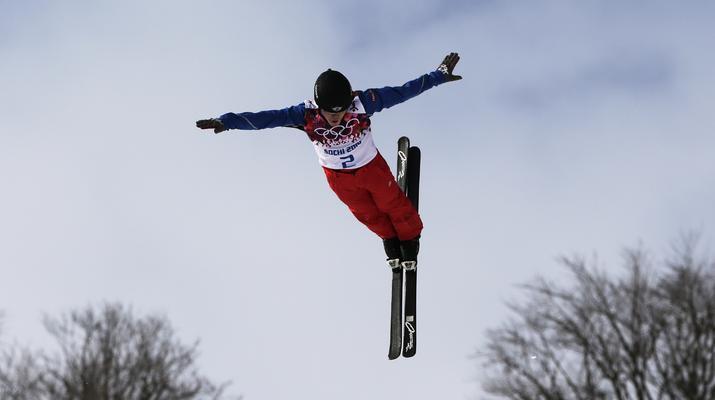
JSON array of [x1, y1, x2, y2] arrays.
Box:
[[358, 70, 448, 115], [218, 103, 306, 130]]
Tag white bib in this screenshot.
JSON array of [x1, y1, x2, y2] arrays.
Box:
[[304, 97, 378, 170]]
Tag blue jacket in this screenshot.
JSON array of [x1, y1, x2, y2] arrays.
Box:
[[218, 70, 448, 131], [216, 69, 448, 169]]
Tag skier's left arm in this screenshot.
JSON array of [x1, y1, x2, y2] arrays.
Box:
[[360, 52, 462, 114]]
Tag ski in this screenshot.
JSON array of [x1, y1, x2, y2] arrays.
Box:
[[402, 145, 420, 357], [387, 259, 403, 360], [388, 137, 421, 359], [388, 136, 411, 360]]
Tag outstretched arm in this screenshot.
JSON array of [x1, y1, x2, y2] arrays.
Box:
[[196, 103, 306, 134], [359, 52, 462, 115]]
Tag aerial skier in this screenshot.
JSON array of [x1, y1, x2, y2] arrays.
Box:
[[196, 52, 462, 266]]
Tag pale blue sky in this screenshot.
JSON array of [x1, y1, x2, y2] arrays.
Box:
[[1, 1, 714, 399]]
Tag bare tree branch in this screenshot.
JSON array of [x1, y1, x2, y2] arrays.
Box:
[[479, 238, 715, 400]]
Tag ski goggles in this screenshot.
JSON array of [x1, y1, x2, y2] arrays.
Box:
[[320, 104, 350, 113]]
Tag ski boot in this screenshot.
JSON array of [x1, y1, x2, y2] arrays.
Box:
[[400, 236, 420, 271], [383, 237, 402, 270]]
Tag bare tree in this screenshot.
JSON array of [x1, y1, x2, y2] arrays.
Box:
[[478, 238, 715, 400], [1, 313, 43, 399], [0, 347, 43, 400], [1, 303, 239, 400]]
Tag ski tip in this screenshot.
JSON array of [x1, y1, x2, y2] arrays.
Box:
[[388, 340, 402, 360]]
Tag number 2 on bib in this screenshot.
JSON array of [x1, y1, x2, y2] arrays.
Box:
[[340, 154, 355, 169]]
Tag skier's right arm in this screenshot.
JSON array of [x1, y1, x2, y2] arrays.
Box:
[[196, 103, 306, 133]]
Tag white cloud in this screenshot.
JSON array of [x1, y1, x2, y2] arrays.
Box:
[[1, 1, 714, 399]]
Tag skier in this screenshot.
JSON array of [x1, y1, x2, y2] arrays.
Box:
[[196, 53, 462, 265]]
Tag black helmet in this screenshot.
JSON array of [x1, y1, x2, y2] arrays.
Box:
[[314, 69, 353, 112]]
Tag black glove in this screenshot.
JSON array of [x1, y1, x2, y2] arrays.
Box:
[[438, 52, 462, 82], [196, 118, 226, 134]]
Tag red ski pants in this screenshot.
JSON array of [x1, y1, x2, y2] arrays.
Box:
[[323, 153, 423, 241]]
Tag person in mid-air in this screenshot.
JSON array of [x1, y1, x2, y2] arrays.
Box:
[[196, 52, 462, 265]]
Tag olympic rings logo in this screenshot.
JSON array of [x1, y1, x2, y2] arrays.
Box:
[[314, 118, 360, 140]]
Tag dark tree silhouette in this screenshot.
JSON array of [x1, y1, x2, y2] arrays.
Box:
[[0, 303, 239, 400], [479, 238, 715, 400]]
